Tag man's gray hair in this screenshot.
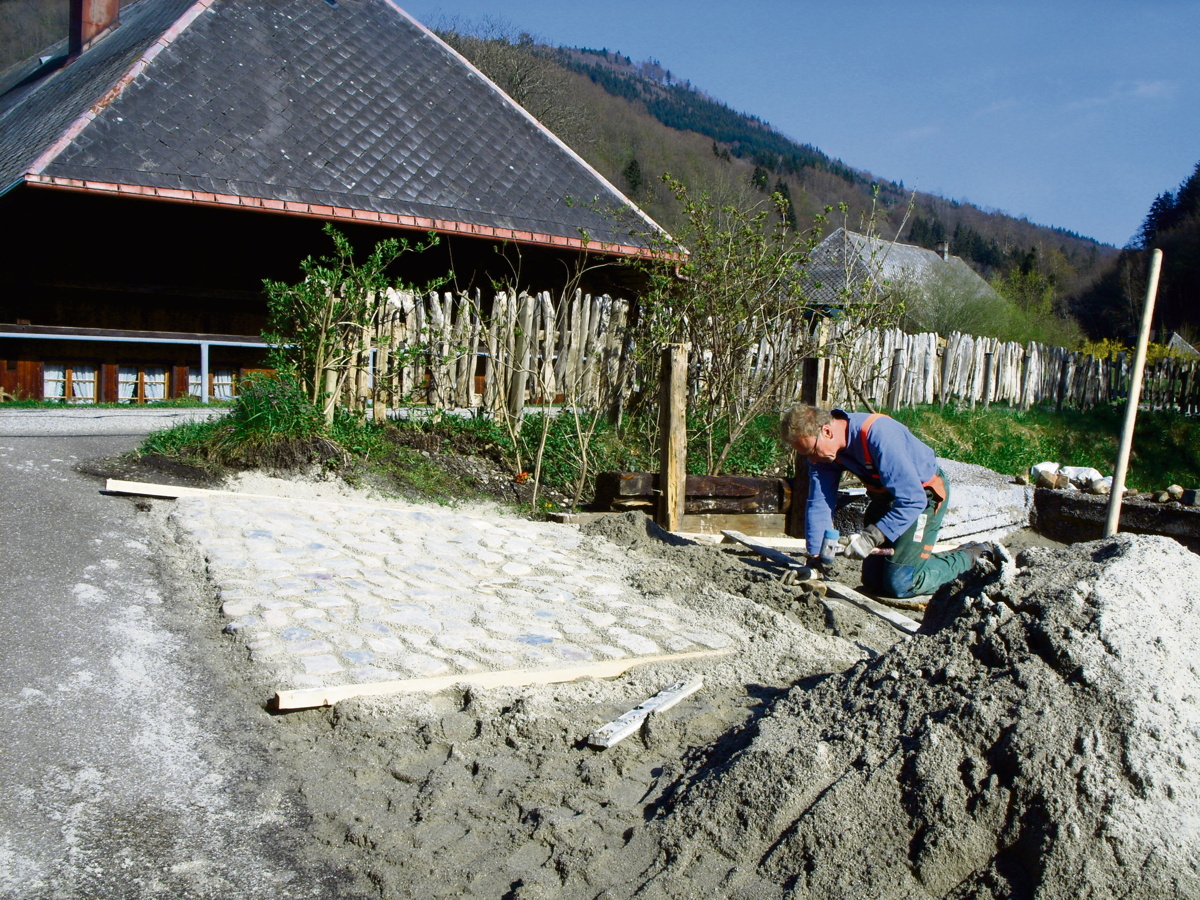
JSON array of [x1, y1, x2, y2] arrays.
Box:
[[780, 404, 832, 447]]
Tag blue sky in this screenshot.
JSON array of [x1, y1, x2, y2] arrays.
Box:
[[407, 1, 1200, 248]]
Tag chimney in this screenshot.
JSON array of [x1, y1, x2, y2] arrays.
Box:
[[69, 0, 120, 58], [935, 241, 949, 261]]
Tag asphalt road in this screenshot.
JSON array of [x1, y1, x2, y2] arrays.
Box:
[[0, 410, 349, 899]]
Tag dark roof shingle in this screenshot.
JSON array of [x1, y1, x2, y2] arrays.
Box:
[[1, 0, 661, 253]]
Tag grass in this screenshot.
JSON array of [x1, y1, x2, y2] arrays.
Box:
[[888, 403, 1200, 492]]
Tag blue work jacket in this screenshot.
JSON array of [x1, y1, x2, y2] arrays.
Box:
[[805, 409, 938, 554]]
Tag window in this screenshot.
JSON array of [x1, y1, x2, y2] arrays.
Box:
[[44, 363, 98, 403], [118, 366, 169, 403], [188, 367, 237, 400]]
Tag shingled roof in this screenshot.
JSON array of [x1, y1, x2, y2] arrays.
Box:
[[0, 0, 663, 255], [806, 227, 999, 306]]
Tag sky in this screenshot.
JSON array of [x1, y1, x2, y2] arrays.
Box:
[[406, 0, 1200, 248]]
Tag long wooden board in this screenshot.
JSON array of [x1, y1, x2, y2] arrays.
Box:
[[721, 529, 921, 636], [586, 678, 704, 749], [272, 649, 732, 711], [822, 582, 921, 635]]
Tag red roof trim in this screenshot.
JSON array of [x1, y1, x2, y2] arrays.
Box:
[[22, 176, 664, 259], [26, 0, 219, 177]]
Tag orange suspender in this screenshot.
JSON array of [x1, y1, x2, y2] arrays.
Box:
[[857, 413, 946, 508]]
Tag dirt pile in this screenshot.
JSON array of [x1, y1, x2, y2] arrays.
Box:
[[621, 533, 1200, 899]]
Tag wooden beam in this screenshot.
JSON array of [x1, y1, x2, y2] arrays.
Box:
[[822, 582, 921, 635], [656, 343, 689, 532], [272, 649, 732, 711], [586, 678, 704, 749], [721, 529, 809, 572]]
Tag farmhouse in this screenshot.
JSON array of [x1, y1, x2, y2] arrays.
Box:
[[807, 226, 999, 308], [0, 0, 662, 403]]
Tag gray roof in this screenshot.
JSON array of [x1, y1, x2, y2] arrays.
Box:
[[0, 0, 661, 254], [806, 227, 998, 306], [1168, 332, 1200, 359]]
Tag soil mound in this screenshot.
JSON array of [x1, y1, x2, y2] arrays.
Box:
[[626, 533, 1200, 899]]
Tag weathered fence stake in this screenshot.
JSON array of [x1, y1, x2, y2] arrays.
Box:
[[657, 343, 689, 533]]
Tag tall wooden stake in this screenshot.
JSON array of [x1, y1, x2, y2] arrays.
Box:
[[1105, 249, 1164, 537], [657, 343, 689, 532]]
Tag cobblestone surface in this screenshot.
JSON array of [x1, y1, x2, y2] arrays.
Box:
[[170, 493, 744, 693]]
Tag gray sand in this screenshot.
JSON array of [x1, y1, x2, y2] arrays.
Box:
[[153, 482, 1200, 899]]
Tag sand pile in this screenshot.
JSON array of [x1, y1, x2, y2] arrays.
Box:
[[622, 533, 1200, 899]]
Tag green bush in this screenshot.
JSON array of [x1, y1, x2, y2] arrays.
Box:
[[224, 373, 325, 439]]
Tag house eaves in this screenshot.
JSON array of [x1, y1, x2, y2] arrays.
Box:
[[1, 0, 669, 259]]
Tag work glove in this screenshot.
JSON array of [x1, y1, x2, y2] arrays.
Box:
[[844, 524, 885, 560]]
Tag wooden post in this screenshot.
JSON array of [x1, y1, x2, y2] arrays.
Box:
[[786, 461, 809, 540], [1106, 249, 1164, 537], [982, 351, 993, 409], [886, 347, 904, 409], [657, 343, 689, 533]]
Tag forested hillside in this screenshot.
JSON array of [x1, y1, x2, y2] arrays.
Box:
[[1072, 162, 1200, 343], [434, 29, 1115, 333]]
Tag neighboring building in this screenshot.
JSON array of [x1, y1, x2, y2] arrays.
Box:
[[1167, 333, 1200, 359], [806, 227, 1000, 310], [0, 0, 664, 402]]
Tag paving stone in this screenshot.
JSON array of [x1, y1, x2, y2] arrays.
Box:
[[178, 490, 743, 694], [609, 630, 660, 655], [290, 639, 335, 655], [221, 600, 255, 618], [367, 636, 406, 654], [301, 655, 343, 675]]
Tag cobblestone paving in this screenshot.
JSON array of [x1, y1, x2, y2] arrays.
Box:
[[170, 494, 744, 693]]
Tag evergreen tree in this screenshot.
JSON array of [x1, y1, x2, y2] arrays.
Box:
[[772, 179, 797, 229], [622, 157, 644, 196]]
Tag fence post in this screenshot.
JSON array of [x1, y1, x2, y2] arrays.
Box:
[[886, 347, 904, 409], [1019, 347, 1032, 410], [982, 351, 993, 409], [657, 343, 690, 533]]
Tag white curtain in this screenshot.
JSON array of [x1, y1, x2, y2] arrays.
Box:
[[43, 363, 66, 400], [118, 366, 138, 402], [71, 365, 97, 402], [144, 367, 167, 401], [212, 368, 235, 400]]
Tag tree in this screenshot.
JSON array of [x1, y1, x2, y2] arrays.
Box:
[[630, 176, 834, 474], [263, 225, 442, 423], [434, 18, 593, 148], [622, 157, 644, 196]]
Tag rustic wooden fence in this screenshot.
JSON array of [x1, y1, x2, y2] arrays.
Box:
[[826, 328, 1200, 413], [340, 290, 1200, 417], [349, 288, 633, 419]]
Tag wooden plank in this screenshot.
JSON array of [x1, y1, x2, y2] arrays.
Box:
[[104, 478, 216, 498], [546, 511, 788, 537], [721, 529, 809, 570], [272, 649, 731, 711], [823, 581, 921, 635], [587, 678, 704, 749]]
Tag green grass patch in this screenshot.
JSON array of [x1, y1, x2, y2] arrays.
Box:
[[889, 403, 1200, 491]]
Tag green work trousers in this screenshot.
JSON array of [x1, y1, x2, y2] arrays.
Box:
[[860, 467, 976, 598]]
